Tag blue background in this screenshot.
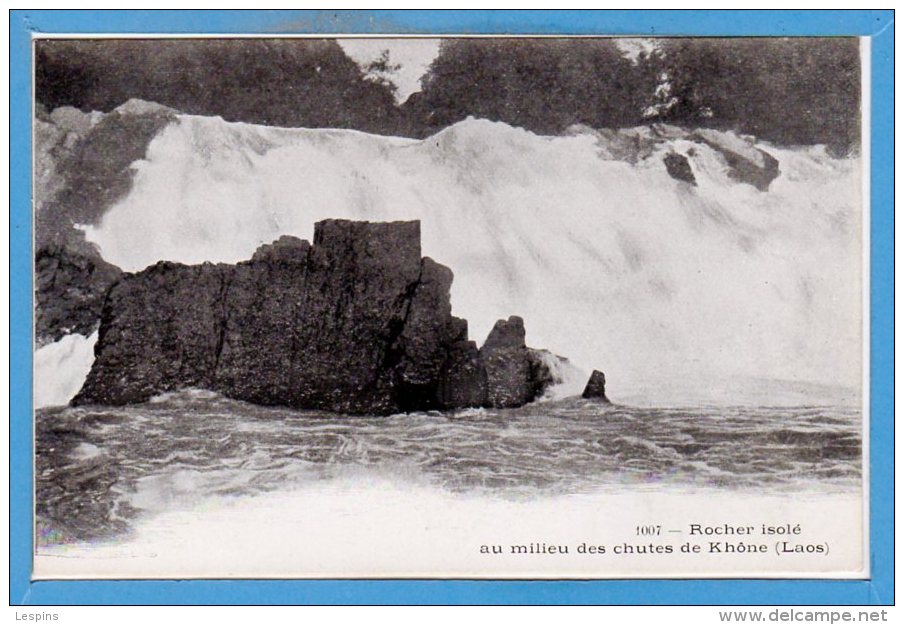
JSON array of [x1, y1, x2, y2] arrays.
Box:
[[9, 10, 895, 605]]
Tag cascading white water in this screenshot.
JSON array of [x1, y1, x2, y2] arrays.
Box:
[[34, 331, 97, 409], [78, 114, 863, 403], [534, 351, 588, 401]]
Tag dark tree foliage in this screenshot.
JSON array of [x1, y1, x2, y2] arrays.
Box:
[[404, 38, 659, 137], [35, 39, 403, 134], [654, 37, 861, 154], [35, 37, 861, 151], [363, 49, 402, 94]]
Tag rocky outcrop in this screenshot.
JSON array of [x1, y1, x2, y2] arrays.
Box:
[[73, 219, 561, 414], [724, 146, 779, 191], [691, 128, 780, 191], [571, 123, 780, 191], [35, 239, 123, 344], [35, 100, 178, 248], [581, 370, 610, 402], [663, 152, 696, 186]]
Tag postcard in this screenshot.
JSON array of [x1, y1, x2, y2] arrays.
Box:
[[30, 33, 869, 581]]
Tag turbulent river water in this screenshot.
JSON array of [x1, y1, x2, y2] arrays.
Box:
[[36, 389, 862, 549]]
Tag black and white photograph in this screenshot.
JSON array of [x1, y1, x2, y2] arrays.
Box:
[[32, 35, 866, 579]]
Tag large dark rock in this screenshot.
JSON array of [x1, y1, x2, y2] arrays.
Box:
[[73, 220, 562, 415], [582, 370, 610, 402]]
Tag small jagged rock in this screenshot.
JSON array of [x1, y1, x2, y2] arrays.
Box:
[[582, 370, 610, 402], [663, 152, 696, 186]]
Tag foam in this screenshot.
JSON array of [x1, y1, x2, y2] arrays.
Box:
[[34, 331, 97, 408], [33, 473, 864, 579]]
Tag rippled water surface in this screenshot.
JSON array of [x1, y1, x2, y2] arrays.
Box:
[[36, 391, 861, 547]]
